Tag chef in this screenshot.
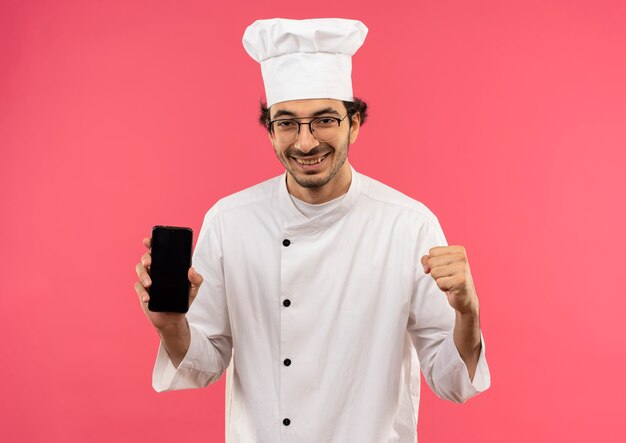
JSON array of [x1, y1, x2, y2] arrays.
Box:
[[135, 18, 490, 442]]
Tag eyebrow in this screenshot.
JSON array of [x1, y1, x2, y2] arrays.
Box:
[[271, 107, 342, 119]]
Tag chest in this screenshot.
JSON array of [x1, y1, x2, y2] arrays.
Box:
[[220, 209, 418, 322]]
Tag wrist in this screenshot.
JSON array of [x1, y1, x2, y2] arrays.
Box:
[[156, 317, 189, 338], [455, 301, 480, 318], [454, 310, 482, 351], [156, 317, 191, 369]]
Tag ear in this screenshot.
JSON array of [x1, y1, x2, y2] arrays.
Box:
[[349, 113, 361, 144]]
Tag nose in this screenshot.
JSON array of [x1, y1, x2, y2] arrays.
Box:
[[294, 123, 320, 153]]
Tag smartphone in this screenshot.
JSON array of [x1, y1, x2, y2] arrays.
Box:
[[148, 225, 193, 313]]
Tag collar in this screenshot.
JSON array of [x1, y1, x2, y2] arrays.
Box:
[[274, 165, 361, 236]]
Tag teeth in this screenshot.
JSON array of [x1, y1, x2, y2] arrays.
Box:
[[296, 155, 326, 165]]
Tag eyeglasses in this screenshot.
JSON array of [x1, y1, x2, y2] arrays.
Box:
[[269, 114, 349, 144]]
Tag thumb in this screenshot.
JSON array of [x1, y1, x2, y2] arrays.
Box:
[[421, 255, 431, 274], [189, 267, 204, 287]]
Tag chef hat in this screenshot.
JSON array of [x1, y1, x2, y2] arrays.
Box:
[[242, 18, 368, 107]]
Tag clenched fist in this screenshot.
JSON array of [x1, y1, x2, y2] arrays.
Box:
[[421, 245, 479, 316]]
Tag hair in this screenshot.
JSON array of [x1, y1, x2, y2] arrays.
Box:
[[258, 97, 369, 131]]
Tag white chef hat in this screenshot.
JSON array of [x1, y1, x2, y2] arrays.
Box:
[[242, 18, 368, 107]]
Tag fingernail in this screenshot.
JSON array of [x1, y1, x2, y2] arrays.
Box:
[[144, 278, 151, 286]]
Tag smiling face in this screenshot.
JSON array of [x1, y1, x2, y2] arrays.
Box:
[[268, 98, 360, 203]]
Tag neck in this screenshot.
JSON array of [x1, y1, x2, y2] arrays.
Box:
[[287, 162, 352, 204]]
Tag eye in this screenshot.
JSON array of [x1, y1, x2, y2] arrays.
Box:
[[313, 118, 338, 127], [275, 120, 297, 129]]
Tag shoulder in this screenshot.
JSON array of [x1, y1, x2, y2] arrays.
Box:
[[356, 171, 439, 223], [354, 171, 448, 247], [216, 175, 280, 210], [202, 174, 282, 223]]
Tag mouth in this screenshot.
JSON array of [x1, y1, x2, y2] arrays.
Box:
[[291, 153, 330, 169]]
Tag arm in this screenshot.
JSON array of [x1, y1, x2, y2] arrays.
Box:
[[157, 318, 191, 368], [408, 217, 490, 403], [422, 245, 482, 381], [135, 208, 233, 391], [134, 236, 203, 369], [454, 311, 482, 381]]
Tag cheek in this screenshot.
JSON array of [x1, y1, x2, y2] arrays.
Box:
[[269, 140, 281, 156], [275, 146, 289, 162]]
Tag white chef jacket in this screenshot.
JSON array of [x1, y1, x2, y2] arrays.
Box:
[[153, 167, 490, 442]]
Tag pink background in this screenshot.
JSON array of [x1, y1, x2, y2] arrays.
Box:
[[2, 0, 625, 441]]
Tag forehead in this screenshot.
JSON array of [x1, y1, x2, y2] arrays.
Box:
[[270, 98, 345, 118]]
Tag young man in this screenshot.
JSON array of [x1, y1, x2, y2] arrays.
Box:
[[135, 18, 490, 442]]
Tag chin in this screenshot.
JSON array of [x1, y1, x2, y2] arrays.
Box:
[[292, 173, 333, 189]]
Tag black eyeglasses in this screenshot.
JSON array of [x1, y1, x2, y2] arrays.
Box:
[[268, 114, 349, 143]]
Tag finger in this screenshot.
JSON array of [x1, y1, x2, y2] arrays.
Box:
[[134, 281, 150, 303], [143, 237, 151, 249], [426, 254, 464, 270], [434, 275, 461, 293], [135, 262, 151, 287], [141, 251, 152, 268], [188, 268, 204, 305], [429, 264, 461, 280], [189, 267, 204, 287], [429, 245, 466, 257]]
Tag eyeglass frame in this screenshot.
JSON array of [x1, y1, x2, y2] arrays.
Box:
[[268, 114, 350, 142]]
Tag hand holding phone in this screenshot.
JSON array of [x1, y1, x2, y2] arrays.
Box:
[[134, 229, 203, 366], [134, 227, 204, 329]]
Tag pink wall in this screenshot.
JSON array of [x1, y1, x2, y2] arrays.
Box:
[[2, 0, 625, 441]]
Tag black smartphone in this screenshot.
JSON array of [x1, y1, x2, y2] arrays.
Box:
[[148, 225, 193, 313]]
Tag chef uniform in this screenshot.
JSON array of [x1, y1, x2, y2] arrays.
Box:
[[152, 18, 490, 443]]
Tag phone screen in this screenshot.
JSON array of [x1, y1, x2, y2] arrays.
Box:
[[148, 226, 193, 313]]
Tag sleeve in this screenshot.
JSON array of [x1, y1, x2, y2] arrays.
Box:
[[152, 205, 233, 392], [407, 214, 491, 403]]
